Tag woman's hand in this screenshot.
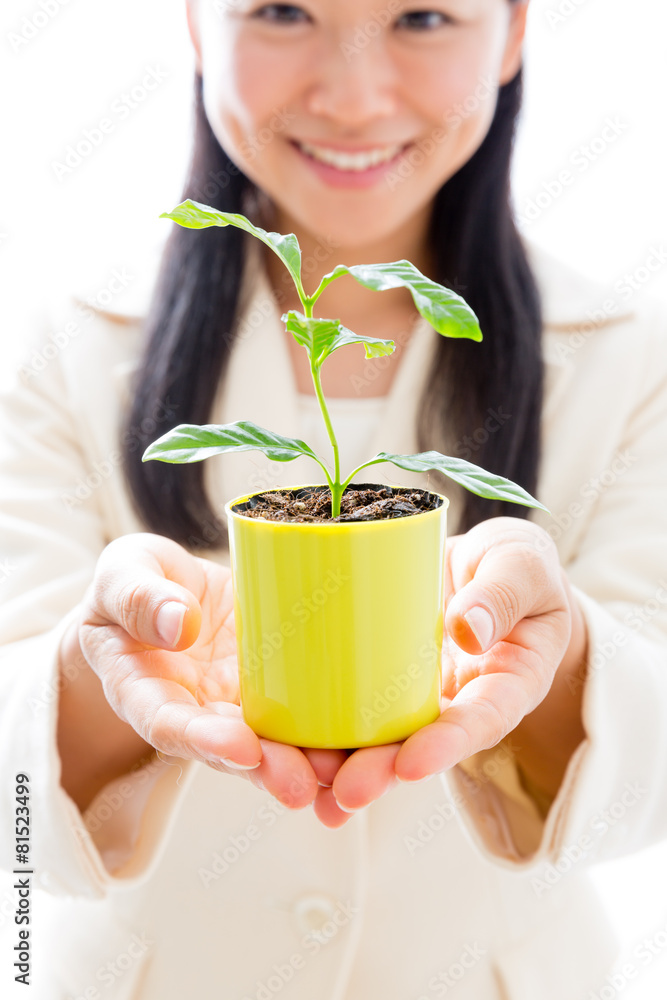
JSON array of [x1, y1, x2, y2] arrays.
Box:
[[78, 532, 326, 810], [325, 518, 586, 824]]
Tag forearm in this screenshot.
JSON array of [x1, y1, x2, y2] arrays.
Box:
[[56, 615, 156, 814], [510, 578, 588, 809]]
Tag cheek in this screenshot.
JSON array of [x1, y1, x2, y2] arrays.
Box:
[[205, 36, 305, 153], [416, 39, 500, 119], [232, 40, 289, 124], [402, 30, 506, 167]]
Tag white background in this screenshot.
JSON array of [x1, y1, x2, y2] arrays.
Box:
[[1, 0, 667, 993]]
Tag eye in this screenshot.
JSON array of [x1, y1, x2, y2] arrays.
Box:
[[396, 10, 454, 31], [252, 3, 311, 24]]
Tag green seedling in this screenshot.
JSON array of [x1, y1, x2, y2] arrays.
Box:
[[143, 200, 548, 518]]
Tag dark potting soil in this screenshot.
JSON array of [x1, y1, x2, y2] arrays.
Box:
[[231, 484, 443, 523]]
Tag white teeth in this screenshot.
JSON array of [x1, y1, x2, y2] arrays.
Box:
[[298, 141, 402, 171]]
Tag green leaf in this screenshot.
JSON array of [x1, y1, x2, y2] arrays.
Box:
[[160, 200, 303, 292], [319, 261, 482, 342], [282, 311, 395, 367], [142, 420, 320, 465], [372, 451, 549, 511]]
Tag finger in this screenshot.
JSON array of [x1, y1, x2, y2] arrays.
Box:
[[443, 533, 463, 614], [301, 748, 349, 788], [111, 674, 316, 806], [395, 668, 535, 781], [331, 744, 401, 812], [84, 533, 207, 652], [102, 670, 264, 767], [312, 787, 354, 828], [446, 522, 567, 655], [248, 739, 319, 810]]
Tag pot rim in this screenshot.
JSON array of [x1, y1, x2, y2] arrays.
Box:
[[224, 482, 449, 529]]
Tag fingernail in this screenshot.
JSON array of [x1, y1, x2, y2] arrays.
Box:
[[464, 606, 494, 651], [219, 758, 261, 771], [331, 794, 358, 814], [156, 602, 187, 647]]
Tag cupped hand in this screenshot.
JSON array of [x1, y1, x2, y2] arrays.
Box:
[[78, 532, 324, 810], [326, 518, 578, 823]]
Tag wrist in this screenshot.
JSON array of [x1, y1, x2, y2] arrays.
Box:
[[511, 576, 588, 805], [56, 608, 154, 812]]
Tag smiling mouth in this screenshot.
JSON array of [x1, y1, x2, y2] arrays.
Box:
[[293, 140, 409, 172]]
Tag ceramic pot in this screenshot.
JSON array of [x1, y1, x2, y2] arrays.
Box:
[[225, 484, 448, 748]]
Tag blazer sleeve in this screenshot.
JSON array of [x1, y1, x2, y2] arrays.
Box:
[[439, 302, 667, 870], [0, 307, 197, 900]]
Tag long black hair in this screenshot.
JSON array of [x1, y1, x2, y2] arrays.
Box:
[[122, 67, 542, 548]]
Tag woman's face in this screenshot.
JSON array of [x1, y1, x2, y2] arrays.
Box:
[[186, 0, 527, 252]]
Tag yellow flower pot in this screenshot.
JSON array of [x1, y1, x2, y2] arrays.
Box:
[[225, 485, 448, 748]]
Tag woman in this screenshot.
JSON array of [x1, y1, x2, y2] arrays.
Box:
[[1, 1, 666, 997]]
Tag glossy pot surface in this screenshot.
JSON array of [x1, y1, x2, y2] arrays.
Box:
[[225, 485, 448, 748]]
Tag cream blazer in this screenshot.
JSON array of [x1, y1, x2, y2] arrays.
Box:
[[0, 239, 666, 1000]]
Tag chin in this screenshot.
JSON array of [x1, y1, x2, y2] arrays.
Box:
[[278, 200, 424, 255]]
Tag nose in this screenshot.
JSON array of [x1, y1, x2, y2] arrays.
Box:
[[306, 33, 398, 127]]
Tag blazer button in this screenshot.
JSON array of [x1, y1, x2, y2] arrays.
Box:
[[292, 893, 340, 937]]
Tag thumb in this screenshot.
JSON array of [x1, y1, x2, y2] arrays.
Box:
[[84, 533, 203, 651], [446, 536, 563, 655]]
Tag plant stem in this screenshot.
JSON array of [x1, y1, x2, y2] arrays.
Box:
[[310, 364, 342, 516], [306, 265, 344, 309], [340, 457, 386, 493], [303, 298, 343, 516]]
